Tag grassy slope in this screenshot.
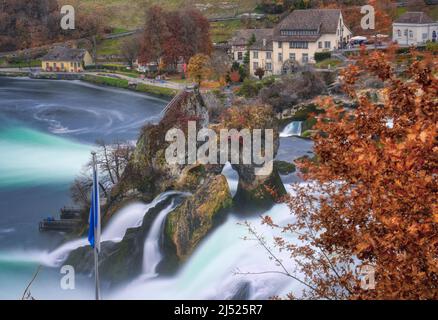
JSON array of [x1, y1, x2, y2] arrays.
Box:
[[62, 0, 259, 57], [65, 0, 259, 29]]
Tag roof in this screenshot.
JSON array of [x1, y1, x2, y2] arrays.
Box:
[[249, 38, 273, 51], [230, 29, 273, 46], [273, 9, 342, 42], [394, 12, 435, 24], [42, 47, 89, 62]]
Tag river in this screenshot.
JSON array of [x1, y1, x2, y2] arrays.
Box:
[[0, 77, 313, 300]]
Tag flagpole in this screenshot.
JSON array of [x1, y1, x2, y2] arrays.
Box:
[[94, 244, 100, 300], [92, 152, 101, 301]]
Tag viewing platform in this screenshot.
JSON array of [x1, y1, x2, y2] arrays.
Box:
[[39, 207, 83, 232]]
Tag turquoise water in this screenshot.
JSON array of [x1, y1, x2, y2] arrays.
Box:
[[0, 77, 166, 299], [0, 127, 91, 189], [0, 77, 314, 300]]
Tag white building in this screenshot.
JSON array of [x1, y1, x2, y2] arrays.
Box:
[[230, 29, 273, 64], [393, 12, 437, 46], [248, 37, 274, 77], [247, 9, 352, 77], [271, 9, 351, 74]]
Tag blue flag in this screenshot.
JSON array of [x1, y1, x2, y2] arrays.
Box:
[[88, 161, 101, 252]]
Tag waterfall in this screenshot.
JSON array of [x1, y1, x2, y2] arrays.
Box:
[[112, 184, 307, 300], [44, 192, 181, 267], [142, 201, 176, 277], [222, 162, 239, 198], [102, 191, 182, 243], [280, 121, 303, 138]]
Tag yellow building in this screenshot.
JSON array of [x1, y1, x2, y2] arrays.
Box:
[[41, 47, 93, 72]]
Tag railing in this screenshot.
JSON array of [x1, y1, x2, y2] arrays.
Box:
[[39, 219, 82, 232], [160, 90, 192, 116]]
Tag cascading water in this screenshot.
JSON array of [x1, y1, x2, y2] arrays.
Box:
[[221, 162, 239, 198], [42, 192, 182, 267], [142, 201, 176, 277], [112, 181, 308, 300], [102, 191, 182, 243], [280, 121, 303, 138]]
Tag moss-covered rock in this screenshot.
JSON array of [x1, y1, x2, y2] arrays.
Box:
[[163, 175, 232, 261], [233, 166, 286, 213], [274, 160, 296, 175]]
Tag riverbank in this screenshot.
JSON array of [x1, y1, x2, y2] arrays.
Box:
[[81, 74, 179, 98], [0, 70, 180, 99]]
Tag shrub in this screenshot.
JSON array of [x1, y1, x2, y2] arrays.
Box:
[[314, 51, 332, 62], [425, 41, 438, 53], [237, 79, 263, 98]]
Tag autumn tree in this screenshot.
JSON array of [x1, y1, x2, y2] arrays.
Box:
[[250, 48, 437, 299], [121, 36, 141, 68], [139, 5, 169, 66], [139, 6, 212, 70], [0, 0, 61, 51], [255, 67, 266, 80], [187, 54, 212, 86]]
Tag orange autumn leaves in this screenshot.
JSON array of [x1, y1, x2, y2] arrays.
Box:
[[270, 48, 437, 299]]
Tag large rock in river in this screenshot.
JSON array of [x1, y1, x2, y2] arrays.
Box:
[[163, 175, 232, 261]]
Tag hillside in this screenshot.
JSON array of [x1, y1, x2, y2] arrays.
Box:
[[58, 0, 260, 30]]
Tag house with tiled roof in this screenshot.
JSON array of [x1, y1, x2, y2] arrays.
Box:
[[248, 33, 274, 76], [270, 9, 352, 74], [245, 9, 352, 78], [230, 29, 273, 64], [392, 12, 437, 45], [41, 47, 93, 72]]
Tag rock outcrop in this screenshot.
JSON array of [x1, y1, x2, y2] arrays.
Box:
[[163, 175, 232, 261], [65, 88, 287, 281]]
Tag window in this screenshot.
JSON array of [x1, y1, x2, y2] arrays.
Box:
[[318, 41, 323, 49], [404, 29, 408, 36], [266, 63, 272, 71], [409, 30, 414, 38], [302, 54, 309, 64], [253, 51, 258, 59], [46, 62, 49, 68], [266, 51, 272, 59], [290, 41, 308, 49], [237, 52, 243, 60], [278, 53, 283, 62], [61, 63, 65, 69], [253, 62, 259, 70], [325, 41, 331, 49], [278, 41, 282, 49], [397, 29, 401, 37], [280, 29, 318, 36], [289, 53, 296, 61], [423, 33, 428, 40]]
